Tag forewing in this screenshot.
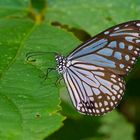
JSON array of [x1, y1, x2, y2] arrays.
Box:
[[68, 20, 140, 76], [63, 63, 125, 116]]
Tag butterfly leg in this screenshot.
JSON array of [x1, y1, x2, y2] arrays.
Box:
[[42, 67, 56, 80]]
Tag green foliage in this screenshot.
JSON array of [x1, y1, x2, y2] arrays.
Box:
[[47, 111, 134, 140], [46, 0, 140, 35], [99, 111, 134, 140], [0, 0, 139, 140]]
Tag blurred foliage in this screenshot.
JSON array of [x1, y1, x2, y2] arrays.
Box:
[[0, 0, 140, 140], [47, 111, 134, 140]]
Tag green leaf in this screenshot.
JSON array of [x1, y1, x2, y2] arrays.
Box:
[[99, 111, 135, 140], [46, 115, 101, 140], [47, 111, 134, 140], [0, 1, 80, 139], [0, 0, 139, 140], [0, 19, 33, 75], [46, 0, 140, 35], [0, 0, 29, 18]]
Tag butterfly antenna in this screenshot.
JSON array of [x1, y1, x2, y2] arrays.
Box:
[[26, 51, 58, 61]]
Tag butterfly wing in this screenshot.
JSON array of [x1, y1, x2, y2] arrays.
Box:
[[68, 20, 140, 75], [63, 63, 125, 116], [63, 20, 140, 115]]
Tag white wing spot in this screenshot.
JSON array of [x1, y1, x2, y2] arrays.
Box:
[[94, 102, 98, 108], [90, 97, 94, 101], [119, 82, 123, 87], [131, 61, 134, 64], [136, 39, 140, 43], [132, 57, 136, 60], [106, 107, 109, 110], [118, 78, 121, 81], [112, 89, 117, 95], [104, 101, 108, 106], [82, 108, 85, 112], [125, 55, 130, 61], [111, 74, 116, 78], [124, 24, 128, 27], [119, 64, 125, 69], [89, 109, 92, 113], [113, 85, 120, 90], [101, 108, 105, 112], [115, 102, 117, 104], [117, 94, 121, 99], [99, 102, 102, 107], [107, 96, 111, 100], [92, 109, 95, 113], [104, 31, 110, 35], [98, 95, 102, 99], [128, 45, 133, 50], [110, 102, 114, 107], [134, 51, 138, 55], [136, 23, 140, 26], [114, 27, 120, 30], [120, 89, 123, 93], [136, 40, 140, 43], [111, 78, 117, 83], [96, 109, 100, 113], [112, 96, 116, 101]]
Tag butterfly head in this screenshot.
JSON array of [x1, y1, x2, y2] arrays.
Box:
[[55, 55, 68, 74]]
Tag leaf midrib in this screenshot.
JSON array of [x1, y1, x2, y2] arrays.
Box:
[[0, 23, 37, 80]]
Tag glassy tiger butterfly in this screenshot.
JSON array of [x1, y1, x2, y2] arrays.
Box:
[[27, 20, 140, 116], [55, 20, 140, 116]]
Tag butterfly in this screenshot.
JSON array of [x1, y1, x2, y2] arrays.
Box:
[[55, 20, 140, 116]]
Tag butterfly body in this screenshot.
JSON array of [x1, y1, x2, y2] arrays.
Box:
[[55, 20, 140, 116]]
